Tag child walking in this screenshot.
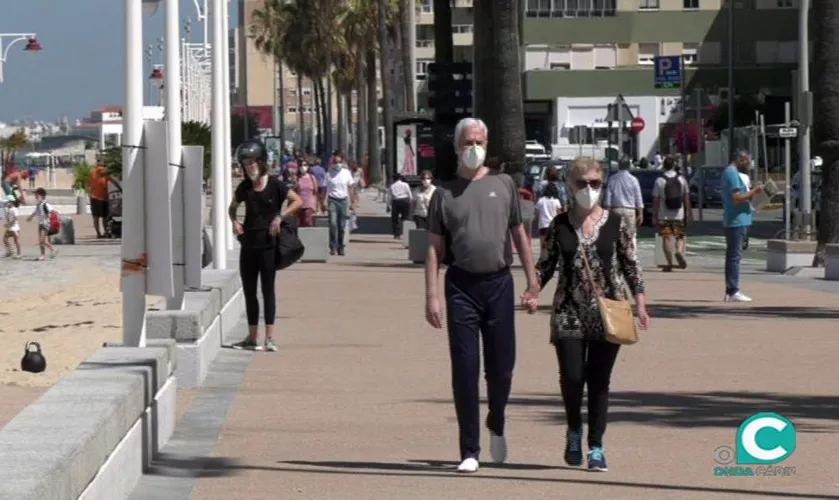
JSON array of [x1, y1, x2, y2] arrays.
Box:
[[26, 188, 57, 260], [535, 182, 563, 261], [3, 195, 22, 259]]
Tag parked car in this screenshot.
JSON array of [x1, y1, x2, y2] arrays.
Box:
[[525, 159, 571, 195], [689, 165, 726, 207]]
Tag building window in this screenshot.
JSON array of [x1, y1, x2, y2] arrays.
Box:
[[288, 89, 297, 96], [417, 39, 434, 48], [684, 0, 699, 8], [303, 106, 313, 114], [420, 0, 432, 13], [682, 43, 699, 65], [452, 24, 473, 34], [525, 0, 615, 18], [639, 0, 660, 9], [416, 59, 433, 76], [777, 0, 794, 6], [638, 43, 659, 65], [550, 62, 570, 69], [287, 106, 297, 113], [302, 88, 312, 96]]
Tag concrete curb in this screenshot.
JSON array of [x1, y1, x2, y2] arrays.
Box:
[[0, 342, 177, 500], [146, 269, 244, 389]]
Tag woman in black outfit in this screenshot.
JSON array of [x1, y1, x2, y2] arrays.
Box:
[[228, 140, 302, 352], [537, 157, 650, 472]]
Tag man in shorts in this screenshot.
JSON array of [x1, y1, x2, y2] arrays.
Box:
[[653, 156, 691, 271], [88, 165, 111, 238]]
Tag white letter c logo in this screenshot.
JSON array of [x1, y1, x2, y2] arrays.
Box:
[[741, 416, 788, 462]]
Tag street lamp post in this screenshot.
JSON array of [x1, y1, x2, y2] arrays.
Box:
[[0, 34, 42, 83], [221, 0, 233, 253], [211, 0, 227, 269], [798, 0, 812, 239]]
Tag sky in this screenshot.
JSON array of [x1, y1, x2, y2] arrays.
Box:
[[0, 0, 237, 123]]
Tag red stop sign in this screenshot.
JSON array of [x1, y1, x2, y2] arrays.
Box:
[[630, 117, 645, 133]]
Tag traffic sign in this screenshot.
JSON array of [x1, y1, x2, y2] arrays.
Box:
[[604, 94, 634, 122], [630, 117, 645, 133], [778, 127, 798, 138], [654, 55, 681, 89]]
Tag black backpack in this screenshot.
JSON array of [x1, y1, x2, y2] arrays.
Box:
[[663, 175, 683, 210]]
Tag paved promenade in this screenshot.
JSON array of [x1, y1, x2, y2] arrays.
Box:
[[129, 218, 839, 499]]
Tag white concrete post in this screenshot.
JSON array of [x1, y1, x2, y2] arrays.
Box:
[[165, 0, 184, 309], [210, 0, 227, 269]]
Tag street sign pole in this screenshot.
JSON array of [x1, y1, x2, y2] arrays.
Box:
[[784, 102, 791, 240], [680, 55, 687, 169], [617, 101, 623, 159]]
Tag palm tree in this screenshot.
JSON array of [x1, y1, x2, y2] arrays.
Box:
[[0, 128, 29, 177], [472, 0, 526, 185], [250, 0, 287, 140], [398, 0, 414, 112], [378, 0, 395, 185], [812, 0, 839, 265]]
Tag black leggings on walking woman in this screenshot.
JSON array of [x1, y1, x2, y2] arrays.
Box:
[[555, 339, 620, 448], [239, 244, 277, 325]]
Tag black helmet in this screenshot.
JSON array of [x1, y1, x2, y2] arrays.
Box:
[[236, 140, 267, 163]]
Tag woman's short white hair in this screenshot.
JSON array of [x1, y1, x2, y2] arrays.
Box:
[[453, 117, 488, 149]]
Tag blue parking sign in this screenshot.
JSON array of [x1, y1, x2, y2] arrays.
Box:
[[654, 55, 681, 89]]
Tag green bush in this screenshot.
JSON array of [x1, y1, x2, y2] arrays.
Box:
[[72, 163, 94, 193]]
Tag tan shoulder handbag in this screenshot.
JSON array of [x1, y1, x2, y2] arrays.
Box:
[[579, 245, 639, 345]]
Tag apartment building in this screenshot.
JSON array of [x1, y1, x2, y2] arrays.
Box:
[[235, 0, 360, 139], [522, 0, 806, 158]]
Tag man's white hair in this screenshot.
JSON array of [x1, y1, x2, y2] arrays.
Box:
[[453, 117, 488, 149]]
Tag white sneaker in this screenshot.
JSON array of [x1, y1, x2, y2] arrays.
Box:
[[456, 457, 479, 473], [489, 431, 507, 463], [724, 292, 752, 302]]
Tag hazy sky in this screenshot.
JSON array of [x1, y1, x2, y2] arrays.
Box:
[[0, 0, 237, 122]]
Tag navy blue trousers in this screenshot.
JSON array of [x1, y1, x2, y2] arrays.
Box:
[[445, 266, 516, 460]]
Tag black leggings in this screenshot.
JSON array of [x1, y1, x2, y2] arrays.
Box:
[[555, 339, 620, 448], [239, 245, 277, 326]]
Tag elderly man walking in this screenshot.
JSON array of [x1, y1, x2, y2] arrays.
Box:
[[604, 156, 644, 249], [424, 117, 540, 473]]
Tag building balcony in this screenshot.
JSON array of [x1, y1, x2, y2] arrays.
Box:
[[523, 65, 796, 100]]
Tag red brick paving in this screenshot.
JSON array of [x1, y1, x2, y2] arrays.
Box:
[[190, 237, 839, 499]]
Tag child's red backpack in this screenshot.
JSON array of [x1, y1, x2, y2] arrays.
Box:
[[48, 210, 60, 236]]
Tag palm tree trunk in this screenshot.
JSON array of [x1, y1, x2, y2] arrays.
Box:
[[337, 89, 345, 155], [473, 0, 497, 141], [493, 0, 526, 185], [319, 77, 330, 155], [314, 78, 323, 153], [432, 0, 454, 180], [813, 0, 839, 264], [278, 59, 285, 139], [297, 74, 305, 150], [366, 49, 381, 185], [355, 60, 367, 165], [399, 0, 414, 111], [378, 0, 395, 185], [344, 92, 352, 157]]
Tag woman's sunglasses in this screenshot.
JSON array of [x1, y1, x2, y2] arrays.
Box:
[[574, 179, 603, 190]]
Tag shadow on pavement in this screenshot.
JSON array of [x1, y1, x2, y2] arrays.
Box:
[[229, 461, 839, 498], [417, 391, 838, 433], [505, 391, 839, 433], [646, 303, 839, 320], [338, 261, 424, 270], [145, 453, 244, 478]]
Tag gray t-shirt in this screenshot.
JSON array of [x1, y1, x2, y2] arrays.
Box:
[[428, 173, 522, 274], [652, 170, 688, 221]]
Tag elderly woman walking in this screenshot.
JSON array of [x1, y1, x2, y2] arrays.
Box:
[[536, 157, 650, 472]]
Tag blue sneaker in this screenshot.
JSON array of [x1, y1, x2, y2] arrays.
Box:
[[587, 446, 608, 472], [564, 429, 583, 466]]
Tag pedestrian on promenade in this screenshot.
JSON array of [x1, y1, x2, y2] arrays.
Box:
[[294, 159, 318, 227], [310, 158, 327, 213], [652, 156, 691, 270], [537, 156, 649, 472], [387, 173, 412, 239], [88, 165, 111, 238], [3, 194, 21, 259], [721, 150, 763, 302], [411, 170, 436, 229], [424, 117, 540, 474], [26, 188, 57, 260], [325, 152, 355, 255], [604, 155, 644, 249], [229, 140, 303, 352], [535, 182, 563, 261]]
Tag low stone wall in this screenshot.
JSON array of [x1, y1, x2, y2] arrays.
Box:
[[765, 240, 817, 273], [146, 269, 244, 388], [825, 244, 839, 281], [0, 341, 177, 500]]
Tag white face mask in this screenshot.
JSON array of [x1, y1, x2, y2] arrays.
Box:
[[461, 145, 486, 170], [300, 166, 308, 174], [574, 187, 600, 209], [421, 178, 431, 187]]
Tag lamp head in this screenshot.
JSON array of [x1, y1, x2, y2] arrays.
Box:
[[24, 38, 42, 53]]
